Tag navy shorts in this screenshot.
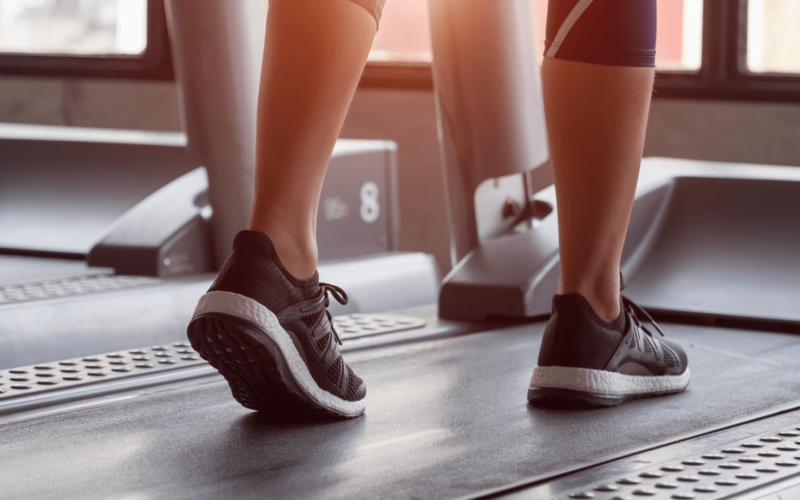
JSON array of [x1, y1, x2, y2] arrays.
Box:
[[544, 0, 657, 67]]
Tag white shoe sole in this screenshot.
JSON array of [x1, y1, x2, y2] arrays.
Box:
[[529, 365, 690, 406]]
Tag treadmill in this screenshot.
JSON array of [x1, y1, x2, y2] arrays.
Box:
[[4, 1, 800, 499]]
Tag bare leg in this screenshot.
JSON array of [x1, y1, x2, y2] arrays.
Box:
[[248, 0, 377, 278], [543, 58, 655, 322]]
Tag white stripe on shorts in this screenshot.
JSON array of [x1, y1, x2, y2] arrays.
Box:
[[545, 0, 596, 59]]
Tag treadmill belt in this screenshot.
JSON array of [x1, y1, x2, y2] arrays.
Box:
[[4, 323, 800, 499]]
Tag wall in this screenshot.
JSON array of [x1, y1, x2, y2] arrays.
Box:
[[2, 75, 800, 272], [646, 98, 800, 167], [0, 77, 181, 131]]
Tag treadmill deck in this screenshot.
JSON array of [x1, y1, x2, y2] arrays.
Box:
[[3, 321, 800, 499]]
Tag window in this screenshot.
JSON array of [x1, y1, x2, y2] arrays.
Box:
[[361, 0, 432, 88], [654, 0, 704, 71], [746, 0, 800, 74], [362, 0, 800, 103], [0, 0, 147, 56], [369, 0, 431, 63], [0, 0, 173, 80]]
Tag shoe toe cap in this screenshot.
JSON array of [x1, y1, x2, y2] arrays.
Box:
[[345, 365, 367, 401], [661, 339, 689, 375]]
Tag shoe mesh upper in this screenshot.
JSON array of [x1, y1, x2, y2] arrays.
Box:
[[539, 293, 688, 377], [643, 337, 654, 355], [538, 294, 625, 370], [661, 339, 686, 369], [345, 365, 366, 400]]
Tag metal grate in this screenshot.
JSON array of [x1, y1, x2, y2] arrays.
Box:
[[0, 275, 161, 304], [0, 342, 203, 401], [0, 314, 424, 404], [333, 313, 426, 340], [560, 426, 800, 499]]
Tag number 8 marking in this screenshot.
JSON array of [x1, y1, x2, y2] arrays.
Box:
[[360, 181, 380, 223]]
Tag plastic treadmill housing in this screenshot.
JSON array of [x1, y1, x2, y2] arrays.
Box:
[[439, 157, 800, 327]]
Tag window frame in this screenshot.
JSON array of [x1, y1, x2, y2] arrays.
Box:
[[360, 0, 800, 103], [0, 0, 174, 81]]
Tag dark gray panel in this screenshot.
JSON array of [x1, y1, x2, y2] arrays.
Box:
[[317, 141, 399, 260], [5, 324, 800, 499]]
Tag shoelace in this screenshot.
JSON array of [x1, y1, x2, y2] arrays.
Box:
[[621, 295, 665, 338], [320, 282, 349, 345]]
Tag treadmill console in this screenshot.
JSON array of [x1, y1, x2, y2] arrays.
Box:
[[88, 139, 400, 276]]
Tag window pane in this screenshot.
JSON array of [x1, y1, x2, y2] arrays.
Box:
[[370, 0, 703, 71], [0, 0, 147, 56], [747, 0, 800, 74], [656, 0, 703, 71], [369, 0, 431, 63]]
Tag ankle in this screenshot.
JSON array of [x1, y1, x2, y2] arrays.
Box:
[[273, 240, 318, 280], [581, 293, 621, 323], [558, 272, 621, 323]]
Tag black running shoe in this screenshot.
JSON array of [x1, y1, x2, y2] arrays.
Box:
[[528, 293, 690, 407], [187, 231, 366, 419]]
